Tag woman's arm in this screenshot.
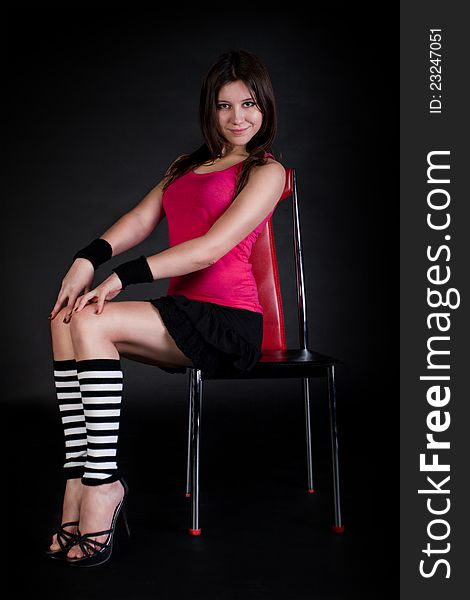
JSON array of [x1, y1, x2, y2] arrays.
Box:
[[98, 153, 187, 256], [69, 161, 286, 317], [98, 179, 166, 257], [144, 161, 286, 279], [51, 179, 166, 320]]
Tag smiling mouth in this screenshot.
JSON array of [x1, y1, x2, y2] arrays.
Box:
[[230, 127, 250, 134]]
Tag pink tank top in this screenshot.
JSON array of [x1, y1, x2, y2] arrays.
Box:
[[162, 153, 277, 314]]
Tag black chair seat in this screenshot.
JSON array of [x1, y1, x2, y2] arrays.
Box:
[[202, 348, 342, 380]]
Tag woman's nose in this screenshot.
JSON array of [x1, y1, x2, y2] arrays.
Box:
[[231, 107, 245, 124]]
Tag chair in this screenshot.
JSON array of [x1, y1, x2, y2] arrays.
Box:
[[184, 168, 344, 535]]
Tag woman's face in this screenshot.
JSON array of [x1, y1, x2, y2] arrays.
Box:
[[216, 80, 263, 152]]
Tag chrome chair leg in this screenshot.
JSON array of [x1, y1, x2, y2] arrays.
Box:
[[185, 369, 195, 497], [302, 377, 315, 493], [189, 368, 203, 536], [327, 365, 344, 532]]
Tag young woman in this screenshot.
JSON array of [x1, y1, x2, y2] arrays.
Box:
[[46, 49, 286, 566]]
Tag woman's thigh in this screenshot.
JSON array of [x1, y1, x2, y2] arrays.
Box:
[[71, 300, 194, 369]]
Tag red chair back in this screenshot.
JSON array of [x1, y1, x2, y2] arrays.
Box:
[[251, 168, 293, 351]]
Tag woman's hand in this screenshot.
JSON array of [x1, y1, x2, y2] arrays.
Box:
[[68, 272, 124, 321], [49, 259, 95, 321]]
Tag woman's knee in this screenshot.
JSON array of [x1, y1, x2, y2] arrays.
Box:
[[69, 303, 110, 338], [50, 306, 72, 333]]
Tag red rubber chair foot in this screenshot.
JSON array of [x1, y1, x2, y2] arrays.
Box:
[[307, 489, 316, 494], [332, 525, 345, 533], [188, 528, 202, 536], [185, 492, 191, 497]]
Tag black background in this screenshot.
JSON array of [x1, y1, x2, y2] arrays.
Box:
[[5, 5, 398, 599]]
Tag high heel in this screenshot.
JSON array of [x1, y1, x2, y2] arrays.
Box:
[[45, 521, 79, 560], [67, 478, 130, 568]]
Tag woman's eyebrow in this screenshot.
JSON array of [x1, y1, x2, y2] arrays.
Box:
[[217, 97, 255, 103]]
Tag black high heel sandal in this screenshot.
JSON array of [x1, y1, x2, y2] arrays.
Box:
[[45, 521, 80, 560], [66, 478, 130, 568]]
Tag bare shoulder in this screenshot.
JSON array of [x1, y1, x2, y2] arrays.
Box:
[[249, 157, 286, 187], [265, 156, 284, 167]]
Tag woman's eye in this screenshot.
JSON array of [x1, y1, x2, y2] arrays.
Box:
[[216, 102, 256, 110]]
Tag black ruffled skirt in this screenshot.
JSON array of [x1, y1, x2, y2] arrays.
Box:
[[147, 295, 263, 377]]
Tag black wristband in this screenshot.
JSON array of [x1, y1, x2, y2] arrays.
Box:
[[73, 238, 113, 270], [112, 255, 154, 289]]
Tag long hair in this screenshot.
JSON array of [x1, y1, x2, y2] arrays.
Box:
[[161, 49, 278, 199]]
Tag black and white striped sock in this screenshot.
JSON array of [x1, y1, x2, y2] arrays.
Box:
[[76, 358, 123, 486], [53, 359, 87, 480]]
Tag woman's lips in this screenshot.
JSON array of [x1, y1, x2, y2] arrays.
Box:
[[229, 127, 249, 135]]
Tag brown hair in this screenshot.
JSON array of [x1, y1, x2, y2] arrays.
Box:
[[161, 49, 278, 199]]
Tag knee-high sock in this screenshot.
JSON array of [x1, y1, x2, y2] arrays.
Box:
[[53, 359, 87, 480], [77, 358, 123, 486]]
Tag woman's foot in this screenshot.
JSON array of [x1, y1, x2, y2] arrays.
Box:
[[66, 479, 125, 560], [49, 478, 83, 551]]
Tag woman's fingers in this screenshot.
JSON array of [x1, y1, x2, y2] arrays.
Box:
[[95, 295, 106, 315], [61, 284, 110, 323], [51, 295, 75, 322], [49, 287, 68, 320], [60, 293, 87, 323], [49, 299, 64, 320], [74, 293, 91, 313], [63, 297, 79, 323], [73, 291, 100, 314]]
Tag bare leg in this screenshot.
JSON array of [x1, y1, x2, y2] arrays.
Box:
[[69, 300, 194, 367], [57, 300, 193, 558], [48, 306, 84, 551]]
